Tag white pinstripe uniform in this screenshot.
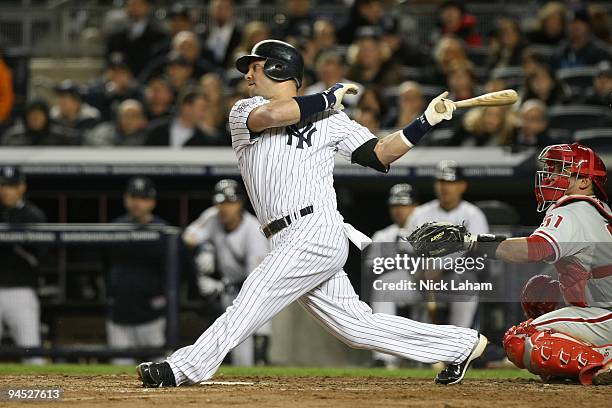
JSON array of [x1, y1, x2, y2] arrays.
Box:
[[529, 196, 612, 359], [167, 96, 479, 385]]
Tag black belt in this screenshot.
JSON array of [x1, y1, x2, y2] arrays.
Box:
[[262, 206, 314, 238]]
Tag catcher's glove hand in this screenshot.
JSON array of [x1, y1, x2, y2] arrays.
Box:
[[405, 221, 472, 257]]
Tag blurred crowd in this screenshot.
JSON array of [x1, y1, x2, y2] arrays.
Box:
[[0, 0, 611, 150]]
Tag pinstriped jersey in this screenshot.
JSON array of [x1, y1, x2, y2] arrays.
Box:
[[229, 96, 375, 225], [531, 195, 612, 308]]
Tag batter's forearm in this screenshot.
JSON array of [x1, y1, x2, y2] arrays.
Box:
[[374, 130, 412, 167], [248, 99, 301, 132]]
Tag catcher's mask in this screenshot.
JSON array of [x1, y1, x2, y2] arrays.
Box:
[[535, 143, 607, 212]]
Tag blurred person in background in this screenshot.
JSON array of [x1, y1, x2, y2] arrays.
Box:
[[306, 51, 363, 109], [164, 51, 197, 95], [521, 63, 570, 106], [427, 35, 468, 86], [393, 81, 425, 128], [354, 107, 380, 134], [50, 80, 101, 144], [84, 99, 148, 146], [85, 52, 142, 122], [338, 0, 390, 45], [512, 99, 552, 150], [382, 18, 431, 69], [150, 3, 194, 60], [346, 27, 400, 88], [356, 87, 392, 129], [488, 18, 526, 70], [143, 76, 175, 121], [106, 177, 168, 365], [526, 1, 567, 46], [432, 0, 482, 48], [202, 0, 242, 69], [231, 21, 271, 65], [106, 0, 167, 77], [556, 6, 612, 69], [199, 73, 228, 138], [588, 4, 611, 45], [273, 0, 315, 41], [182, 179, 271, 366], [1, 99, 67, 146], [446, 59, 477, 102], [0, 166, 46, 364], [583, 60, 612, 106], [0, 45, 14, 134], [521, 49, 552, 78], [145, 89, 222, 147], [312, 20, 337, 56], [449, 106, 517, 147]]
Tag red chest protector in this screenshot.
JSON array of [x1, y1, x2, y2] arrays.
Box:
[[551, 196, 612, 307]]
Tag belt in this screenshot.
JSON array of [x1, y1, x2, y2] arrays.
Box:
[[262, 206, 314, 238]]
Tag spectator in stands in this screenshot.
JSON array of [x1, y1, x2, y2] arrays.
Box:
[[202, 0, 242, 69], [164, 51, 197, 95], [346, 27, 400, 88], [306, 51, 362, 109], [382, 18, 431, 69], [0, 166, 46, 364], [521, 49, 550, 78], [447, 59, 477, 102], [449, 106, 517, 147], [85, 53, 142, 122], [521, 63, 570, 106], [106, 176, 168, 365], [354, 107, 380, 134], [432, 0, 482, 48], [488, 18, 526, 69], [428, 35, 468, 86], [199, 73, 227, 138], [84, 99, 148, 146], [556, 6, 612, 69], [312, 20, 337, 56], [150, 3, 194, 60], [583, 60, 612, 106], [337, 0, 391, 45], [106, 0, 167, 77], [50, 80, 101, 144], [356, 87, 391, 129], [484, 77, 507, 93], [1, 99, 67, 146], [142, 31, 217, 84], [0, 45, 14, 133], [526, 1, 567, 46], [231, 21, 271, 65], [513, 99, 552, 150], [145, 89, 223, 147], [588, 4, 611, 45], [273, 0, 315, 40], [393, 81, 425, 128], [143, 76, 175, 121]]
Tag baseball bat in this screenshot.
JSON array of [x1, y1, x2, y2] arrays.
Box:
[[434, 89, 519, 113]]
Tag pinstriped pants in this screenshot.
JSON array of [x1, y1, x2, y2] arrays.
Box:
[[168, 209, 479, 385]]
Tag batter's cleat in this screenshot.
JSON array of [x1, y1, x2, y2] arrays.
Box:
[[435, 334, 488, 385], [593, 366, 612, 385], [137, 362, 177, 388]]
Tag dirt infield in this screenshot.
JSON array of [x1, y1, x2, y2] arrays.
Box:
[[1, 374, 611, 407]]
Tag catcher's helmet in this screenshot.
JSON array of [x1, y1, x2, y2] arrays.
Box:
[[213, 179, 244, 204], [388, 183, 418, 206], [535, 143, 607, 212], [235, 40, 304, 88]]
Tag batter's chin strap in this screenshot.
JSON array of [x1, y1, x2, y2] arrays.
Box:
[[468, 234, 507, 259]]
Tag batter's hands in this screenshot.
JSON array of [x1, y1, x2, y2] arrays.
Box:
[[424, 91, 455, 126], [322, 83, 359, 111]]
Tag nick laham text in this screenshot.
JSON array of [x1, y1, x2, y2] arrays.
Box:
[[373, 279, 493, 292]]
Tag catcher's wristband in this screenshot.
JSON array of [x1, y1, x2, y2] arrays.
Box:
[[470, 234, 507, 259], [401, 114, 432, 146]]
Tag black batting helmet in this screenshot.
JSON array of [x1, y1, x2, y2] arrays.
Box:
[[235, 39, 304, 88], [213, 179, 244, 204]]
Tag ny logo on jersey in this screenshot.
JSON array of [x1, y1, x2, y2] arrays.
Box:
[[286, 123, 316, 149]]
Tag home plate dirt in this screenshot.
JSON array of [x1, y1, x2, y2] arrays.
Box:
[[0, 374, 610, 407]]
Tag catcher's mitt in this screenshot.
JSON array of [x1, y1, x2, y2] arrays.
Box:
[[405, 221, 471, 257]]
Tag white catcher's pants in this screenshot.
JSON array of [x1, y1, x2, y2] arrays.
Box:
[[168, 209, 478, 385]]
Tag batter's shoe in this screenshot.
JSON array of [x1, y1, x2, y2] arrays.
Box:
[[593, 366, 612, 385], [434, 334, 488, 385], [136, 362, 177, 388]]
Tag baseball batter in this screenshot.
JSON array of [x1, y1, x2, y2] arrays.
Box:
[[408, 143, 611, 385], [137, 39, 487, 387], [182, 179, 272, 366]]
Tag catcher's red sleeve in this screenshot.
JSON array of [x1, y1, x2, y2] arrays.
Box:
[[526, 235, 555, 262]]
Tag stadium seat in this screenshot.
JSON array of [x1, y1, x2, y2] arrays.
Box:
[[398, 66, 424, 82], [556, 66, 597, 93], [491, 66, 524, 89], [573, 128, 612, 151], [523, 45, 557, 62], [547, 105, 612, 133]]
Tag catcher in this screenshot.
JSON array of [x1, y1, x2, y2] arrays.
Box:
[[407, 142, 611, 385]]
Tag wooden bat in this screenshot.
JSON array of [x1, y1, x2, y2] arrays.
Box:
[[434, 89, 519, 113]]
